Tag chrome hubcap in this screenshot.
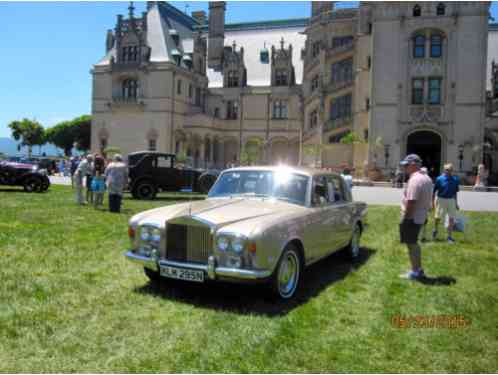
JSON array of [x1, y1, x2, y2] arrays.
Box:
[[278, 251, 299, 298], [351, 226, 361, 258]]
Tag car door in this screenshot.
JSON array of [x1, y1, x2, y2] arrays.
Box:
[[304, 176, 336, 262], [154, 155, 178, 191], [326, 175, 354, 249]]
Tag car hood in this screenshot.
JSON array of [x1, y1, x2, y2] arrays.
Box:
[[132, 197, 305, 230]]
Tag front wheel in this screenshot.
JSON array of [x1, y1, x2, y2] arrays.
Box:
[[23, 177, 42, 193], [270, 244, 302, 300], [144, 267, 161, 283], [346, 223, 362, 260]]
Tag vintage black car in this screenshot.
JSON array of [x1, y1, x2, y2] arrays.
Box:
[[0, 161, 50, 192], [128, 151, 219, 199]]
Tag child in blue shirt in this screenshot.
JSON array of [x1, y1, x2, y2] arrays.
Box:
[[91, 170, 106, 208]]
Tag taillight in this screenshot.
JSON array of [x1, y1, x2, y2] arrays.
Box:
[[128, 226, 136, 239]]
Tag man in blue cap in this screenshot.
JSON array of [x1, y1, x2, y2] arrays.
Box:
[[399, 154, 433, 280]]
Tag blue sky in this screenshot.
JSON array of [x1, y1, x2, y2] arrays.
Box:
[[1, 1, 497, 138]]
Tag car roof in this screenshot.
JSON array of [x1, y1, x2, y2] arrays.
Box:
[[128, 151, 176, 158], [222, 165, 341, 178]]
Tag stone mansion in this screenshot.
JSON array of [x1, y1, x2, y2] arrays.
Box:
[[91, 1, 498, 180]]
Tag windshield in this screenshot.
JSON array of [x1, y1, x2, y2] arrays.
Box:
[[208, 170, 309, 206]]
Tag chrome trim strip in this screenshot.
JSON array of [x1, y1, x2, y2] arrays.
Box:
[[125, 252, 272, 280], [124, 251, 159, 271]]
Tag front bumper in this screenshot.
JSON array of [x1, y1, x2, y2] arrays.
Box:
[[124, 251, 272, 282]]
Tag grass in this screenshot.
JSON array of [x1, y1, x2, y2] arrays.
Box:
[[0, 185, 497, 373]]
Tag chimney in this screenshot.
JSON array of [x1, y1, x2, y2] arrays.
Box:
[[208, 2, 225, 71], [106, 29, 114, 53], [192, 10, 207, 25]]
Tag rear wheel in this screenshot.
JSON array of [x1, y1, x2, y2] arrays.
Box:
[[133, 181, 157, 200], [270, 244, 302, 300], [23, 177, 42, 193]]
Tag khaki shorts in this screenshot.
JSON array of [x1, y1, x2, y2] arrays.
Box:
[[435, 197, 457, 220]]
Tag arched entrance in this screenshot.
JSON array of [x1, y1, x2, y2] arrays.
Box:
[[406, 130, 442, 178]]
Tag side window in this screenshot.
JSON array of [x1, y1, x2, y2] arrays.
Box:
[[327, 175, 347, 202], [312, 176, 329, 206], [156, 156, 172, 168]]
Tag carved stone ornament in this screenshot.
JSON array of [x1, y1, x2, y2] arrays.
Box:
[[410, 106, 442, 123], [410, 59, 443, 76]]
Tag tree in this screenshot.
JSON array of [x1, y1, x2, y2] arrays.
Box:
[[8, 119, 45, 158], [45, 121, 74, 156], [72, 115, 91, 152], [339, 131, 364, 145], [241, 139, 263, 166], [103, 146, 121, 158], [45, 115, 92, 156]]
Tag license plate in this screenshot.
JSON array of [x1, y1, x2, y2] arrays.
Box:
[[160, 265, 205, 283]]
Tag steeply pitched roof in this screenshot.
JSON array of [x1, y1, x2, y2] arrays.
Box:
[[206, 26, 307, 88], [95, 2, 307, 87]]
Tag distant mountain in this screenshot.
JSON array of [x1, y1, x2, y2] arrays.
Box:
[[0, 137, 66, 157]]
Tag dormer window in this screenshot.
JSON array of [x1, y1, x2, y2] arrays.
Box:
[[275, 69, 288, 86], [437, 3, 445, 16], [227, 70, 239, 88], [260, 47, 269, 63], [121, 46, 138, 63], [311, 75, 320, 92], [122, 79, 138, 99], [413, 4, 421, 17]]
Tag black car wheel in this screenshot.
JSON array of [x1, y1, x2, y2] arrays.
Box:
[[23, 177, 42, 193], [133, 181, 157, 200], [144, 267, 161, 284]]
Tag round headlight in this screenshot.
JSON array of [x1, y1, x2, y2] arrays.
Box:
[[140, 227, 151, 241], [150, 228, 161, 243], [217, 236, 230, 251], [231, 237, 245, 253]]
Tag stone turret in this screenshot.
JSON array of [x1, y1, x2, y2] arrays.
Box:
[[106, 29, 114, 53], [311, 1, 334, 17], [208, 1, 226, 71]]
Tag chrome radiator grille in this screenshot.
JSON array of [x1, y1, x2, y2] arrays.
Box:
[[166, 224, 212, 264]]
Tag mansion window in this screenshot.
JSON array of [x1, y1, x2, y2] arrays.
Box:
[[227, 70, 239, 88], [273, 100, 288, 119], [309, 109, 318, 129], [312, 41, 321, 58], [148, 139, 157, 151], [332, 36, 354, 49], [413, 4, 421, 17], [121, 46, 139, 63], [428, 78, 442, 104], [430, 34, 442, 58], [330, 94, 352, 120], [413, 35, 425, 58], [275, 69, 288, 86], [214, 107, 220, 118], [437, 3, 445, 16], [122, 79, 138, 99], [226, 100, 238, 120], [331, 58, 353, 85], [177, 79, 182, 95], [311, 75, 320, 92], [411, 78, 443, 105], [188, 84, 193, 98], [412, 78, 424, 105], [413, 32, 443, 59]]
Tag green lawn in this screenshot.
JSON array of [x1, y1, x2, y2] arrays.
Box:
[[0, 185, 497, 373]]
